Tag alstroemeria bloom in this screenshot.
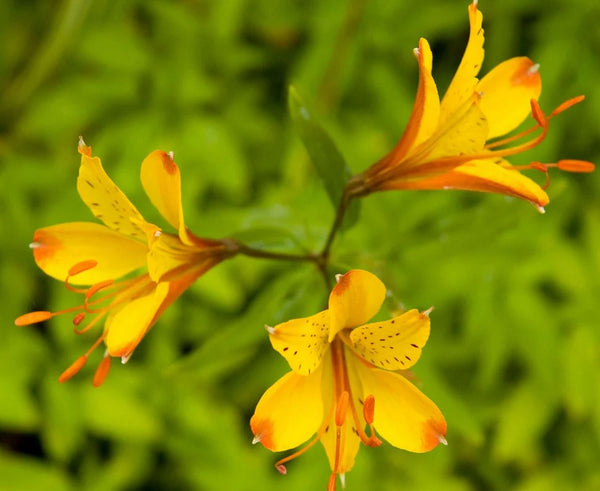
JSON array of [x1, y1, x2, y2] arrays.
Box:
[[16, 139, 235, 386], [251, 270, 446, 491], [351, 0, 594, 211]]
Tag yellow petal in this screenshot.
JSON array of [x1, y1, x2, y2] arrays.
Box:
[[416, 96, 488, 166], [105, 282, 169, 357], [250, 366, 325, 451], [390, 38, 440, 161], [31, 222, 148, 285], [390, 159, 549, 209], [140, 150, 193, 245], [269, 310, 330, 376], [476, 57, 542, 139], [349, 309, 430, 371], [354, 359, 446, 453], [328, 270, 387, 342], [77, 143, 149, 240], [440, 1, 484, 123]]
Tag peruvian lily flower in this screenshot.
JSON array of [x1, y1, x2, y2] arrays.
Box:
[[15, 139, 236, 386], [349, 0, 594, 211], [251, 270, 446, 491]]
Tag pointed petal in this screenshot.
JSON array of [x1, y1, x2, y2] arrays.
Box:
[[476, 57, 542, 139], [440, 1, 485, 122], [269, 310, 330, 375], [140, 150, 193, 245], [250, 367, 325, 451], [328, 270, 387, 342], [390, 159, 549, 208], [354, 360, 446, 452], [31, 222, 147, 284], [77, 143, 149, 240], [391, 38, 441, 162], [104, 282, 170, 357], [349, 309, 430, 371]]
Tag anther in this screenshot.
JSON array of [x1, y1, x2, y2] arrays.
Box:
[[530, 99, 547, 127], [58, 355, 88, 383], [264, 324, 276, 335], [15, 311, 53, 326], [72, 313, 86, 326], [68, 260, 98, 277], [85, 280, 114, 301], [557, 159, 595, 173], [363, 395, 376, 425], [92, 352, 111, 387], [276, 464, 287, 475]]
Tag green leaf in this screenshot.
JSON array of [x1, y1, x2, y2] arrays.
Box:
[[288, 85, 359, 228]]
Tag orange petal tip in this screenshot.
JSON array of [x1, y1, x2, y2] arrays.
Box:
[[15, 311, 53, 326]]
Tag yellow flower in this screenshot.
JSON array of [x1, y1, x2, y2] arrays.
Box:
[[251, 270, 446, 490], [352, 0, 594, 211], [16, 139, 235, 386]]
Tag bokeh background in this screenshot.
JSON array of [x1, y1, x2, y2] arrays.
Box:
[[2, 0, 600, 489]]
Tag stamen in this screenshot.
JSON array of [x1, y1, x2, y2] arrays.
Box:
[[550, 95, 585, 117], [557, 159, 595, 173], [276, 464, 287, 475], [92, 352, 111, 387], [335, 392, 350, 427], [363, 395, 375, 425], [68, 260, 98, 277], [530, 99, 547, 127], [72, 313, 86, 326], [328, 473, 337, 491], [15, 311, 53, 326], [58, 355, 88, 383]]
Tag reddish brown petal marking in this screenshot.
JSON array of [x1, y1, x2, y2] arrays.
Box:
[[160, 151, 177, 175], [249, 417, 275, 450]]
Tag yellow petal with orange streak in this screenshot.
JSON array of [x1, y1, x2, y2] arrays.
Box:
[[476, 57, 542, 139], [269, 310, 330, 376], [390, 159, 549, 209], [140, 150, 194, 245], [328, 270, 387, 342], [77, 143, 149, 240], [104, 282, 169, 358], [250, 364, 325, 452], [440, 1, 485, 122], [390, 38, 440, 162], [319, 403, 361, 475], [350, 309, 430, 371], [353, 359, 447, 453], [32, 222, 148, 285]]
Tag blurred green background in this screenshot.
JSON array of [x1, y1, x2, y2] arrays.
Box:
[[2, 0, 599, 489]]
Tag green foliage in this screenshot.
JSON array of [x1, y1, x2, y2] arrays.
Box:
[[1, 0, 599, 490]]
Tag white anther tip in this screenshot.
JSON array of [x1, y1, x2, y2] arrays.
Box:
[[78, 135, 86, 147], [536, 205, 546, 214], [252, 434, 261, 445], [423, 306, 434, 317], [472, 0, 478, 7], [340, 473, 346, 489], [438, 434, 448, 446], [121, 354, 132, 364], [264, 324, 276, 335], [153, 230, 162, 238], [528, 63, 540, 75], [335, 274, 343, 283], [167, 151, 174, 161], [29, 242, 42, 249], [413, 47, 420, 58]]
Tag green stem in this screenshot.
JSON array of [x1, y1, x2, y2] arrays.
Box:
[[234, 241, 318, 263]]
